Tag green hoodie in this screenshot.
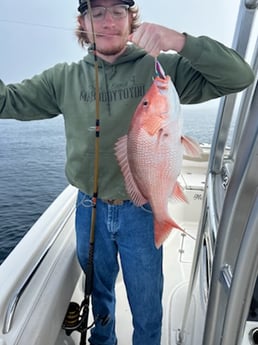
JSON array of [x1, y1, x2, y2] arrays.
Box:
[[0, 34, 254, 199]]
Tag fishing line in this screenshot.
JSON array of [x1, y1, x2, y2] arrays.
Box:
[[0, 18, 118, 36]]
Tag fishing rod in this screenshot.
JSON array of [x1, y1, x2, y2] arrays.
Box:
[[79, 1, 100, 343], [62, 1, 104, 344]]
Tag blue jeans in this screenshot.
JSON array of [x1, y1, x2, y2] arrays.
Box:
[[75, 191, 163, 345]]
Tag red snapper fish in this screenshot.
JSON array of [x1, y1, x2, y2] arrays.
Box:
[[115, 68, 200, 248]]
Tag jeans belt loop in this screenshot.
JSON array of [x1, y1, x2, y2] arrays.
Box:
[[101, 199, 124, 206]]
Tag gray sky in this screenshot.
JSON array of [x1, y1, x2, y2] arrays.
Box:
[[0, 0, 245, 83]]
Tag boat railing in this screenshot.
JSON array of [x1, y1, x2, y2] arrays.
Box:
[[1, 185, 77, 335], [202, 78, 258, 345], [230, 37, 258, 162], [177, 1, 258, 344]]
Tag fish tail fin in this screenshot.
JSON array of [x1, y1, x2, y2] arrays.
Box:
[[154, 217, 182, 248], [181, 135, 202, 157]]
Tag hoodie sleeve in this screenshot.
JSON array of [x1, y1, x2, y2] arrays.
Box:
[[0, 69, 61, 120], [164, 34, 255, 104]]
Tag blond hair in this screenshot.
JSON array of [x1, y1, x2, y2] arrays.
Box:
[[75, 5, 141, 47]]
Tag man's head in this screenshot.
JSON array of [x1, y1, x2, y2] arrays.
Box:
[[76, 0, 140, 50]]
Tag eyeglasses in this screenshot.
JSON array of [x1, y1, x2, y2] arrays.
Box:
[[86, 4, 129, 21]]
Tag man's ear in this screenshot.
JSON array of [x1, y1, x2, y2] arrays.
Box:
[[78, 15, 85, 29]]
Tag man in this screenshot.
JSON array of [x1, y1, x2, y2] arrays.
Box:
[[0, 0, 254, 344]]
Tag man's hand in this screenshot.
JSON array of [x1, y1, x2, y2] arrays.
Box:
[[128, 22, 186, 57]]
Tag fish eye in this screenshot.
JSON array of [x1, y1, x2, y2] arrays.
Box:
[[143, 99, 148, 107]]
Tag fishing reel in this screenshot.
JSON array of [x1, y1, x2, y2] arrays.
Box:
[[62, 300, 110, 336]]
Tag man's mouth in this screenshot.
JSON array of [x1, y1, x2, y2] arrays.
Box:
[[96, 32, 120, 38]]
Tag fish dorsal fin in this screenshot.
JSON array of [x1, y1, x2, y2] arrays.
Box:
[[114, 135, 148, 206]]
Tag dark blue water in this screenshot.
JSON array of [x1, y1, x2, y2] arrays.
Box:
[[0, 116, 67, 264], [0, 104, 218, 264]]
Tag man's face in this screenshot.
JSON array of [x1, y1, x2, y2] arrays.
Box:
[[79, 0, 133, 58]]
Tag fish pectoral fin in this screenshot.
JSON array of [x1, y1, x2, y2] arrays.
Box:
[[172, 182, 188, 203], [154, 217, 182, 248], [114, 135, 147, 206], [181, 135, 202, 157]]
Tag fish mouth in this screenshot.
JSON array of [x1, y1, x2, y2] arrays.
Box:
[[154, 77, 169, 87], [155, 82, 170, 96]]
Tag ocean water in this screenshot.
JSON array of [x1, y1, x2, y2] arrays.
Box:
[[0, 104, 218, 264], [0, 116, 67, 264]]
